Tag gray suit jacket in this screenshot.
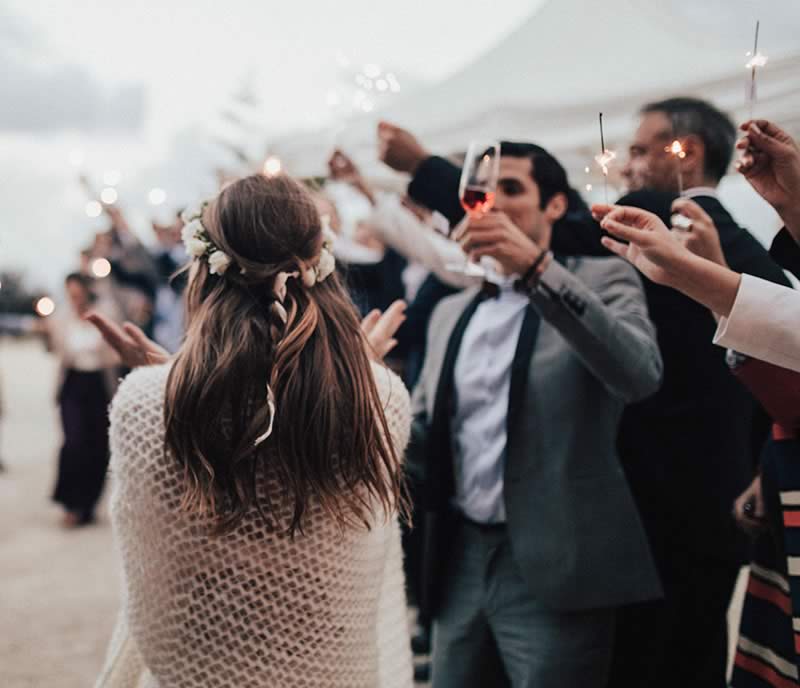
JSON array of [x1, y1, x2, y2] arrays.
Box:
[[410, 255, 664, 611]]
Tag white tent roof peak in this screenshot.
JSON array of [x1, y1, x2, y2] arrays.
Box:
[[382, 0, 799, 135], [273, 0, 800, 179]]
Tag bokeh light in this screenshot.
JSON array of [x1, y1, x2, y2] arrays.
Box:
[[35, 297, 55, 317]]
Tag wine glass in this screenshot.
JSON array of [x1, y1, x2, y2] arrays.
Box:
[[445, 140, 501, 276]]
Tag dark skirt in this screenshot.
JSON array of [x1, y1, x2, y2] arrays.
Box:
[[51, 369, 110, 521], [731, 436, 800, 687]]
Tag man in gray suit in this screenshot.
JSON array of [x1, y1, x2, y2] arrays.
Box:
[[409, 142, 663, 687]]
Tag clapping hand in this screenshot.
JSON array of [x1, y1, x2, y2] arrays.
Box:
[[361, 300, 407, 361], [85, 311, 170, 367]]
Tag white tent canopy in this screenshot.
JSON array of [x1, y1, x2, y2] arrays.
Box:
[[274, 0, 800, 242], [367, 0, 800, 157]]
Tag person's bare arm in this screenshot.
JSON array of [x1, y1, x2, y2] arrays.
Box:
[[593, 204, 741, 317]]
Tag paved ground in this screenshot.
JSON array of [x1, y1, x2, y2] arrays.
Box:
[[0, 336, 744, 686], [1, 337, 120, 687]]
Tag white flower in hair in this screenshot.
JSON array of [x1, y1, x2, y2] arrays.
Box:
[[181, 218, 200, 245], [321, 214, 337, 244], [316, 249, 336, 282], [208, 250, 232, 275], [314, 216, 337, 282], [185, 237, 209, 258], [181, 203, 205, 224]]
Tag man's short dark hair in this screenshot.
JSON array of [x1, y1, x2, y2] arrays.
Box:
[[499, 141, 590, 224], [641, 97, 736, 183], [500, 141, 570, 209]]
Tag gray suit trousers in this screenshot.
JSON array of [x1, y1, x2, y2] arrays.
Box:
[[431, 519, 616, 688]]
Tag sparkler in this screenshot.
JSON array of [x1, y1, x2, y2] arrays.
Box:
[[665, 139, 686, 195], [745, 20, 768, 119], [594, 113, 617, 204]]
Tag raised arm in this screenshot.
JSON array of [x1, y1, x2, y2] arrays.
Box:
[[457, 211, 662, 401], [595, 203, 800, 374]]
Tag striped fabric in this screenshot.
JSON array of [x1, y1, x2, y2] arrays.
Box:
[[732, 435, 800, 688]]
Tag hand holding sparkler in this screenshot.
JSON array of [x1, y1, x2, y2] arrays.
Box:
[[736, 119, 800, 240]]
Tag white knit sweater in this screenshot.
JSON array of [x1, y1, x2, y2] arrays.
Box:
[[95, 362, 413, 688]]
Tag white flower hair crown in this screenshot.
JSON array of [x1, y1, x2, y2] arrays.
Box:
[[181, 204, 336, 287], [181, 202, 232, 276]]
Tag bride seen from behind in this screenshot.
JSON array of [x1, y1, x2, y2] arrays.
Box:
[[91, 173, 414, 688]]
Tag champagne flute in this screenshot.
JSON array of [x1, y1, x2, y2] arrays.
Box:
[[445, 140, 500, 276]]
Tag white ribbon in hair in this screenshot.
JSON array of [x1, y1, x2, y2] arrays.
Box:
[[253, 270, 299, 447], [254, 384, 277, 447]]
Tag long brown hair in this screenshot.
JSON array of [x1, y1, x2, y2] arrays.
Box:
[[164, 174, 406, 535]]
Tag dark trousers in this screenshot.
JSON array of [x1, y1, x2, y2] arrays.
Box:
[[52, 369, 110, 519], [432, 519, 615, 688], [607, 552, 740, 688]]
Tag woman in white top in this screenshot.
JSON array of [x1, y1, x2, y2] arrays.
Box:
[[93, 173, 414, 688], [47, 273, 120, 526]]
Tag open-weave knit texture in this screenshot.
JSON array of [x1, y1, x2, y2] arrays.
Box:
[[95, 362, 413, 688]]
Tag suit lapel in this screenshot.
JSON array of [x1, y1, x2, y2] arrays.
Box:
[[506, 254, 565, 448], [430, 294, 483, 435], [426, 293, 483, 506], [506, 305, 541, 443]]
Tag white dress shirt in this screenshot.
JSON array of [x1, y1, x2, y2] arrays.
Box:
[[714, 272, 800, 373], [683, 186, 719, 199], [450, 274, 530, 523]]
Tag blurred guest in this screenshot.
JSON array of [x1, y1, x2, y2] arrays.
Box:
[[151, 214, 188, 353], [379, 102, 791, 687], [408, 143, 661, 688], [329, 150, 463, 677], [46, 273, 120, 527], [0, 372, 5, 472], [594, 118, 800, 371], [329, 149, 470, 290], [593, 193, 800, 687], [310, 186, 407, 318], [92, 205, 160, 336]]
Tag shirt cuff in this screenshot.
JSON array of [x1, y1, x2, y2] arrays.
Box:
[[713, 274, 800, 376], [714, 274, 763, 347]]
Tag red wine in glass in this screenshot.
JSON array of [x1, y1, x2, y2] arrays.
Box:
[[446, 140, 500, 276], [460, 187, 495, 217]]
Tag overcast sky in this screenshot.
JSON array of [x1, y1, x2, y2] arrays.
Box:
[[0, 0, 538, 288]]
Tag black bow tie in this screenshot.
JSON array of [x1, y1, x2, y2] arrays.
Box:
[[479, 281, 501, 300]]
